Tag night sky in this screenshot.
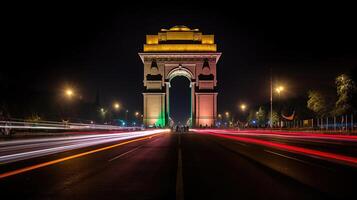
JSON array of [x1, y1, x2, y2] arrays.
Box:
[[2, 2, 357, 121]]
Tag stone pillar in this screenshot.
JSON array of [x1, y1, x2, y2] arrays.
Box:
[[165, 82, 170, 127], [143, 93, 166, 127], [190, 82, 195, 127], [195, 92, 217, 127]]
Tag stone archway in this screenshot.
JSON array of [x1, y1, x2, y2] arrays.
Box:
[[139, 26, 221, 127], [166, 67, 195, 126], [167, 66, 194, 81]]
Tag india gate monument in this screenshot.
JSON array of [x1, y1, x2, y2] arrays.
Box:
[[139, 26, 221, 127]]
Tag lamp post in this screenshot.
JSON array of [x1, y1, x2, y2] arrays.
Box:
[[62, 88, 76, 121], [111, 102, 121, 122], [100, 107, 107, 123], [239, 104, 247, 128], [134, 112, 140, 125], [270, 81, 285, 128], [225, 112, 230, 127], [125, 110, 129, 125]]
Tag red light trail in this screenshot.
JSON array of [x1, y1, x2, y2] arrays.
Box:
[[193, 129, 357, 166]]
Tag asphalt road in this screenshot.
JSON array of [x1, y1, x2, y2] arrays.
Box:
[[0, 130, 356, 199]]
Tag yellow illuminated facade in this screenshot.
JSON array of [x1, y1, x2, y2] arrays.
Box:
[[140, 26, 221, 127], [144, 25, 216, 52]]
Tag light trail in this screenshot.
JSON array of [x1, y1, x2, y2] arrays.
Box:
[[192, 129, 357, 142], [0, 120, 141, 131], [193, 129, 357, 166], [0, 129, 169, 164], [0, 131, 167, 179]]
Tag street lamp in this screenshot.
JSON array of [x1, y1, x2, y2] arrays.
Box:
[[113, 102, 120, 110], [65, 89, 74, 98], [125, 109, 129, 122], [99, 108, 107, 121], [225, 112, 231, 127], [275, 86, 284, 96], [240, 104, 247, 112], [270, 81, 286, 128]]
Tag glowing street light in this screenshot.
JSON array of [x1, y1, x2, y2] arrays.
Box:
[[113, 102, 120, 110], [225, 112, 232, 127], [65, 89, 74, 98], [135, 112, 140, 117], [240, 104, 247, 111], [270, 79, 287, 128], [275, 86, 285, 95]]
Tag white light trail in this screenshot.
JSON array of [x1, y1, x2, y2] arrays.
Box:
[[0, 129, 169, 164], [0, 120, 141, 131]]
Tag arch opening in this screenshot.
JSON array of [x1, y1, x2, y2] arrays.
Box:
[[169, 75, 192, 127]]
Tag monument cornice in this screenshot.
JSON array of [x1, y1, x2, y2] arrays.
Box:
[[138, 52, 221, 63]]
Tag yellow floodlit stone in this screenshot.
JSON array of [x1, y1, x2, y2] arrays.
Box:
[[144, 25, 216, 52], [146, 35, 159, 44], [144, 44, 217, 52], [201, 35, 214, 44]]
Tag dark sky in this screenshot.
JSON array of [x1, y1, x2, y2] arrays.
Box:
[[2, 2, 357, 120]]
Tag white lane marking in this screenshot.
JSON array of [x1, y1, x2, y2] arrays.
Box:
[[108, 145, 143, 162], [108, 137, 161, 162], [176, 134, 184, 200], [235, 142, 248, 146], [264, 149, 310, 165]]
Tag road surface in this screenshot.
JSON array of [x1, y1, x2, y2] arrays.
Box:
[[0, 129, 356, 199]]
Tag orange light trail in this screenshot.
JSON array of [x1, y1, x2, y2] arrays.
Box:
[[0, 133, 164, 179]]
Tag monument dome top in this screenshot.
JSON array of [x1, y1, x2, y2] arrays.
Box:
[[145, 26, 216, 52], [161, 25, 199, 32], [170, 25, 191, 31]]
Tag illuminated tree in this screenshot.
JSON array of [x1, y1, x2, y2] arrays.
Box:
[[268, 111, 279, 126], [26, 114, 41, 122], [351, 67, 357, 114], [307, 90, 327, 117], [334, 74, 356, 115], [256, 107, 266, 126]]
